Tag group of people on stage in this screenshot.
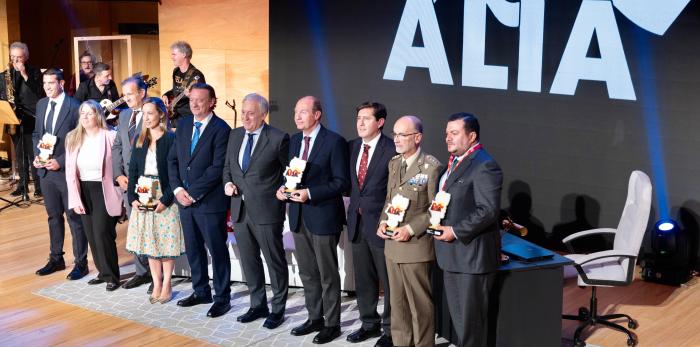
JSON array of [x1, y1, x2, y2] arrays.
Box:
[[7, 39, 504, 347]]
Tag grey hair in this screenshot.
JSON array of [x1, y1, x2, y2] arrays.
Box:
[[10, 41, 29, 58], [170, 41, 193, 59], [242, 93, 269, 115]]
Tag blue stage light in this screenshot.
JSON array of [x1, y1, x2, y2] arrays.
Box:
[[654, 219, 678, 233]]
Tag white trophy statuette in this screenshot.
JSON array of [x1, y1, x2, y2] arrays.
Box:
[[283, 157, 307, 199], [36, 133, 57, 165], [426, 191, 451, 236], [384, 194, 410, 236], [135, 176, 158, 211]]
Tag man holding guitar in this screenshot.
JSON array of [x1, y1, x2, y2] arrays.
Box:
[[74, 62, 119, 105], [161, 41, 205, 122]]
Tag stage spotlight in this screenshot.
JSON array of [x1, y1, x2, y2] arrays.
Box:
[[642, 218, 692, 286]]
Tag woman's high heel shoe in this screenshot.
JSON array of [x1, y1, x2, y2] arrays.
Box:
[[149, 296, 159, 304], [157, 295, 172, 304]]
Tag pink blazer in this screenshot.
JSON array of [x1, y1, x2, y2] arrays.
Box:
[[66, 129, 123, 217]]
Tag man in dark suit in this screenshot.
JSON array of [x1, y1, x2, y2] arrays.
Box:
[[111, 77, 152, 291], [275, 96, 350, 344], [169, 83, 232, 318], [223, 93, 290, 329], [433, 113, 503, 347], [345, 102, 395, 347], [1, 42, 44, 198], [31, 68, 88, 279]]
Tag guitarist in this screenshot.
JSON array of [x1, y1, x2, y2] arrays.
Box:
[[161, 41, 205, 122], [73, 62, 119, 105]]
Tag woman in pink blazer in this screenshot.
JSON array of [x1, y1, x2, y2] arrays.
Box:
[[65, 100, 123, 291]]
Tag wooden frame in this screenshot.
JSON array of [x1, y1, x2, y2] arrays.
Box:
[[72, 35, 132, 90]]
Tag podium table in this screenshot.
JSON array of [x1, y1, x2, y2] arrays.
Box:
[[434, 233, 573, 347]]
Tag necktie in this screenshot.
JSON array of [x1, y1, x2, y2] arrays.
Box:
[[357, 144, 370, 188], [447, 156, 459, 177], [301, 136, 311, 160], [400, 160, 408, 181], [241, 133, 255, 172], [190, 121, 202, 154], [128, 110, 138, 145], [45, 101, 56, 134]]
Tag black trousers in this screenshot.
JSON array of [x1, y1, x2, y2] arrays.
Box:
[[180, 207, 231, 304], [443, 271, 496, 347], [234, 203, 288, 314], [12, 129, 38, 189], [42, 175, 87, 264], [292, 219, 341, 327], [350, 218, 391, 334], [79, 181, 119, 283]]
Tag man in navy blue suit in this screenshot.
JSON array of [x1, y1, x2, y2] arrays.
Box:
[[276, 96, 349, 344], [345, 102, 395, 347], [32, 68, 88, 280], [168, 83, 232, 318]]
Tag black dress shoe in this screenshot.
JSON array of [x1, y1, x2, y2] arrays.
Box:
[[374, 334, 393, 347], [147, 282, 154, 295], [35, 259, 66, 276], [66, 264, 88, 280], [290, 319, 324, 336], [106, 282, 120, 291], [88, 277, 105, 285], [10, 188, 24, 197], [122, 274, 152, 289], [263, 312, 285, 329], [237, 307, 270, 323], [313, 326, 341, 344], [207, 302, 231, 318], [177, 293, 213, 307], [347, 326, 381, 343]]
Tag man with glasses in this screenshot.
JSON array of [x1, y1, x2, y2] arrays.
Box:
[[377, 115, 442, 347], [67, 51, 96, 96]]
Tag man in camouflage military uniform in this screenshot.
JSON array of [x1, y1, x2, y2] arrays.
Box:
[[377, 115, 442, 347]]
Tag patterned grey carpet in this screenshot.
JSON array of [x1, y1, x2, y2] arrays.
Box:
[[33, 265, 391, 347]]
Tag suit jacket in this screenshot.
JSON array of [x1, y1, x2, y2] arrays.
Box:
[[382, 151, 442, 264], [346, 134, 396, 248], [434, 148, 503, 274], [66, 129, 123, 216], [168, 113, 231, 213], [126, 131, 176, 207], [287, 125, 350, 235], [223, 123, 289, 224], [112, 108, 143, 180], [32, 94, 81, 178]]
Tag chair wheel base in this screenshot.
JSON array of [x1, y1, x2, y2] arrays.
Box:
[[628, 319, 638, 329], [574, 339, 586, 347], [627, 337, 637, 346]]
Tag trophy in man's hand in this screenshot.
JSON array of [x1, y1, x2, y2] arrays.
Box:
[[426, 191, 451, 236], [384, 194, 410, 237], [36, 133, 57, 166], [136, 176, 159, 211], [283, 157, 307, 199]]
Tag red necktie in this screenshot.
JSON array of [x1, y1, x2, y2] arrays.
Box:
[[301, 136, 311, 160], [357, 144, 370, 188]]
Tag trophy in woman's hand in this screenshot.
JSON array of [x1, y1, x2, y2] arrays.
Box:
[[283, 157, 307, 199], [136, 176, 158, 211], [36, 133, 57, 166], [384, 194, 410, 236], [426, 191, 451, 236]]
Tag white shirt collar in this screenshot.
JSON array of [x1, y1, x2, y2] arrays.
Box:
[[362, 132, 381, 148]]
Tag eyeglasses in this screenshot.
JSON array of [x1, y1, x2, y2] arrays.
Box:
[[80, 61, 93, 65], [392, 132, 418, 139]]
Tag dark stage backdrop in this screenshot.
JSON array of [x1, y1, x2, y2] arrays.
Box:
[[269, 0, 700, 257]]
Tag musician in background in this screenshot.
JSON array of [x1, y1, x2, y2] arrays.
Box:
[[0, 41, 44, 198], [161, 41, 205, 122], [66, 51, 96, 96], [73, 62, 119, 104]]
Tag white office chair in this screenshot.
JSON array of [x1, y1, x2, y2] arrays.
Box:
[[562, 170, 652, 347]]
